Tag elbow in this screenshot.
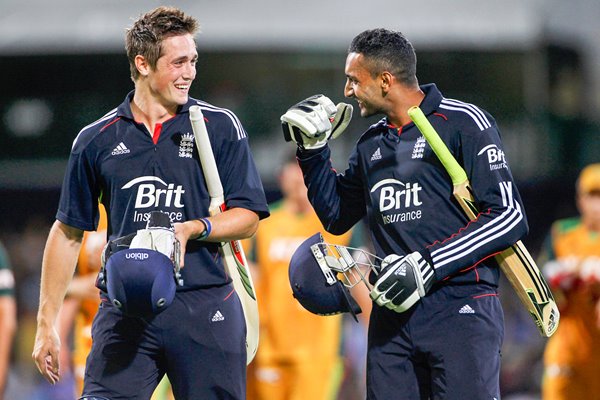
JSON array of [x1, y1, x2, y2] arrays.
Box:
[[244, 218, 260, 239], [325, 221, 351, 236], [239, 211, 260, 239]]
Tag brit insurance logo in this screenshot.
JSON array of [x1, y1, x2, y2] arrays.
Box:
[[121, 176, 186, 222], [478, 144, 507, 171], [370, 178, 423, 225], [179, 132, 195, 158]]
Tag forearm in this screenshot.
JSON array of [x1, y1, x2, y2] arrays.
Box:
[[298, 147, 364, 234], [0, 298, 16, 397], [181, 207, 259, 243], [427, 208, 528, 279], [37, 221, 83, 330]]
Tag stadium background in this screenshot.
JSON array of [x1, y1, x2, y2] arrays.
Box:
[[1, 0, 599, 398]]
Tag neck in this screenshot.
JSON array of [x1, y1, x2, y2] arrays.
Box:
[[386, 85, 425, 127], [131, 85, 176, 130]]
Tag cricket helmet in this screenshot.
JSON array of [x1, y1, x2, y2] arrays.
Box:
[[101, 211, 181, 319], [105, 248, 176, 318], [289, 232, 381, 321]]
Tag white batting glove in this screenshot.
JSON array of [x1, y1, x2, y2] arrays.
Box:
[[281, 94, 353, 150], [370, 252, 435, 313]]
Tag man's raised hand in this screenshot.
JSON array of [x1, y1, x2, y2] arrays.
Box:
[[281, 94, 353, 150]]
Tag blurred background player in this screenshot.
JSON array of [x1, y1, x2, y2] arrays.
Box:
[[539, 163, 600, 400], [244, 154, 369, 400], [0, 240, 16, 400]]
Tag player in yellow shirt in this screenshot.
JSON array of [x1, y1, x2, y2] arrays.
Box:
[[539, 163, 600, 400], [245, 155, 355, 400]]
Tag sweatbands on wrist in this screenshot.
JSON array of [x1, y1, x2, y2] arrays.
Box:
[[197, 218, 212, 240]]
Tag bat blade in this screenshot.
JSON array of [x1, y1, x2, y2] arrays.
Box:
[[408, 106, 559, 337], [190, 105, 260, 363]]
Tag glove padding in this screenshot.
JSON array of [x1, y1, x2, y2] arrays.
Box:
[[370, 252, 435, 313], [281, 94, 353, 150]]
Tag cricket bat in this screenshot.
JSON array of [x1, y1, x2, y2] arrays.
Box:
[[408, 106, 559, 337], [189, 105, 259, 364]]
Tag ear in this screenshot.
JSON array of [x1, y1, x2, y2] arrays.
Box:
[[135, 55, 151, 77], [381, 71, 394, 94]]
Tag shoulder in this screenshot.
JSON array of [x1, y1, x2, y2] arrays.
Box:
[[357, 118, 387, 146], [437, 97, 496, 133], [71, 107, 120, 153], [190, 98, 247, 140]]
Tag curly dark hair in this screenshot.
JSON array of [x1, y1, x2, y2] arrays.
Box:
[[125, 6, 200, 81], [348, 28, 417, 86]]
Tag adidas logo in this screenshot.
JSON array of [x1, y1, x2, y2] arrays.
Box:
[[370, 147, 382, 161], [111, 142, 130, 155], [394, 265, 407, 276], [211, 310, 225, 322], [459, 304, 475, 314]]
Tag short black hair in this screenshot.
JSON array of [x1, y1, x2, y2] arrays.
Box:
[[348, 28, 417, 85]]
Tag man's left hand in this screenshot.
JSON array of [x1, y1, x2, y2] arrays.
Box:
[[370, 252, 435, 313]]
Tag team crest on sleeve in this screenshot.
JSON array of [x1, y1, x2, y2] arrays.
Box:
[[178, 132, 195, 158]]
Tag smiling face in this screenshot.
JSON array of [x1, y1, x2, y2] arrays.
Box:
[[133, 33, 198, 113], [344, 52, 385, 118], [145, 33, 198, 109]]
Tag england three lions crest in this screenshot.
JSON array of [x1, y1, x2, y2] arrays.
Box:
[[179, 132, 194, 158]]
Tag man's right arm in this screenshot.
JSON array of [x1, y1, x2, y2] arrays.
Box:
[[297, 146, 365, 235], [32, 220, 83, 384]]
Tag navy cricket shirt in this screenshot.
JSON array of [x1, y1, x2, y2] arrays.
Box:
[[57, 91, 270, 290], [298, 84, 528, 286]]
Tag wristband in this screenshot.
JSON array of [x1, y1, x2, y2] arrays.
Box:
[[197, 218, 212, 240]]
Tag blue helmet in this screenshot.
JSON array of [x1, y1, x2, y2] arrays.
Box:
[[288, 233, 366, 321], [100, 211, 181, 319], [105, 247, 176, 318]]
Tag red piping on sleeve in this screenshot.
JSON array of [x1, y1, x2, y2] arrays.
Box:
[[473, 293, 499, 299], [100, 117, 121, 132], [426, 209, 492, 249]]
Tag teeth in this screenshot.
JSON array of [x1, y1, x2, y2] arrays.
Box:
[[175, 85, 188, 89]]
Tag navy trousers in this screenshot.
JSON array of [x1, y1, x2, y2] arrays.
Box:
[[367, 283, 504, 400], [81, 283, 246, 400]]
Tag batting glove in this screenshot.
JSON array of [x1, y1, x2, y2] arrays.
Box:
[[281, 94, 353, 150], [370, 252, 435, 313]]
